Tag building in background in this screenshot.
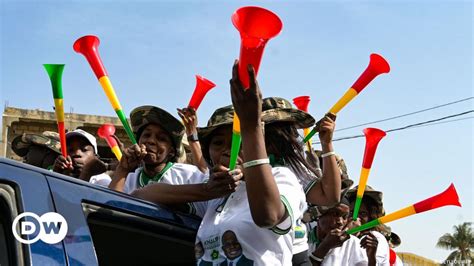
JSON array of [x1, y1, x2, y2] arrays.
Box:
[[1, 107, 133, 162], [1, 106, 191, 163]]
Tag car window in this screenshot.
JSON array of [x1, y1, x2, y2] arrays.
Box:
[[84, 203, 197, 265]]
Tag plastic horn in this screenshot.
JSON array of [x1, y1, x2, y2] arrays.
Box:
[[304, 54, 390, 143], [347, 183, 461, 234], [188, 75, 216, 110], [44, 64, 68, 157], [98, 124, 122, 161], [352, 128, 387, 220], [228, 6, 283, 170], [73, 35, 137, 144], [293, 96, 312, 151]]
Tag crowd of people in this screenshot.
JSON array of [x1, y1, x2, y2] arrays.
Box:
[[11, 61, 404, 265]]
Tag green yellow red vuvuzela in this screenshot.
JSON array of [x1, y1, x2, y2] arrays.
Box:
[[347, 183, 462, 235], [44, 64, 68, 157], [228, 6, 283, 170], [73, 35, 137, 145], [352, 128, 386, 220], [303, 54, 390, 143]]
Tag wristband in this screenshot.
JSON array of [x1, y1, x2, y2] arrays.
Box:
[[187, 132, 199, 142], [242, 158, 270, 169], [321, 151, 335, 158], [309, 253, 324, 262]]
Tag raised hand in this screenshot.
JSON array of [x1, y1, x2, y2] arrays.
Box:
[[318, 113, 336, 145], [230, 59, 262, 130], [177, 107, 198, 136]]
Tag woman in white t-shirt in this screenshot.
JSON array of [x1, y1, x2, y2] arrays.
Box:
[[191, 62, 307, 265], [260, 97, 343, 265], [109, 105, 217, 201]]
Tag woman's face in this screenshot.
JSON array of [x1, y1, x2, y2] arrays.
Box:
[[139, 124, 175, 165], [208, 126, 243, 167]]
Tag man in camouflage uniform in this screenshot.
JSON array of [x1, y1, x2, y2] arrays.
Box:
[[11, 131, 61, 169]]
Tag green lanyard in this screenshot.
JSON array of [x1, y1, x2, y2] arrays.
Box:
[[139, 162, 174, 187]]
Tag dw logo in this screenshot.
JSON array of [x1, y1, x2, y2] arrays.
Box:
[[11, 212, 68, 244]]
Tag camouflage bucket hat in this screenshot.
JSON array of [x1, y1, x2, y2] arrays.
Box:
[[130, 105, 185, 156], [11, 131, 61, 157], [314, 187, 351, 218], [197, 105, 234, 143], [261, 97, 315, 129], [346, 185, 384, 208]]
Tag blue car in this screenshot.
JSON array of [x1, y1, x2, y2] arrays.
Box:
[[0, 158, 201, 265]]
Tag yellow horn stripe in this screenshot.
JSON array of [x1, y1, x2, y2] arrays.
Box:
[[111, 146, 122, 161], [329, 88, 358, 114], [232, 113, 241, 134], [356, 167, 371, 197], [54, 98, 65, 122], [99, 76, 122, 111], [379, 205, 416, 224]]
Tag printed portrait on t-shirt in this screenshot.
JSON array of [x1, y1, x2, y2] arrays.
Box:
[[220, 230, 254, 266], [195, 241, 213, 266]]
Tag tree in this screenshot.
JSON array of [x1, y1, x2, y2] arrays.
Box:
[[436, 222, 474, 265]]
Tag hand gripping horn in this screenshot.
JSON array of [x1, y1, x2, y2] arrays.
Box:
[[228, 6, 283, 170], [73, 35, 137, 144], [304, 54, 390, 143]]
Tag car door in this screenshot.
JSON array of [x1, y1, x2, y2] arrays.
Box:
[[46, 173, 201, 265]]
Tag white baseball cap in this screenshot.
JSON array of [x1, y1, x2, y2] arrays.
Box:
[[66, 129, 98, 154]]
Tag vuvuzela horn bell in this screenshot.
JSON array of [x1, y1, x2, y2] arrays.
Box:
[[188, 75, 216, 110], [304, 54, 390, 143], [44, 64, 68, 157], [352, 128, 386, 220], [229, 6, 283, 170], [73, 35, 137, 144], [98, 123, 122, 161], [293, 96, 312, 151], [347, 183, 462, 234]]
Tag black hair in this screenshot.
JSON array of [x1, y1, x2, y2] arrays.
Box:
[[264, 122, 319, 182]]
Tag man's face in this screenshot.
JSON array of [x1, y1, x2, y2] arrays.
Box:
[[318, 204, 350, 234], [350, 201, 370, 224], [25, 145, 58, 169], [67, 136, 96, 177], [208, 126, 243, 167], [222, 231, 242, 260], [138, 124, 175, 165]]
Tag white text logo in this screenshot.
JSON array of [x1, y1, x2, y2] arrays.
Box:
[[12, 212, 68, 244]]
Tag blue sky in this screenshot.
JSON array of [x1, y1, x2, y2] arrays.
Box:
[[1, 0, 472, 262]]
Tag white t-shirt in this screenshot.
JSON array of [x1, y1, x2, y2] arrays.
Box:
[[89, 173, 112, 187], [194, 166, 307, 266], [318, 235, 368, 266], [372, 231, 390, 266], [122, 163, 208, 194]]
